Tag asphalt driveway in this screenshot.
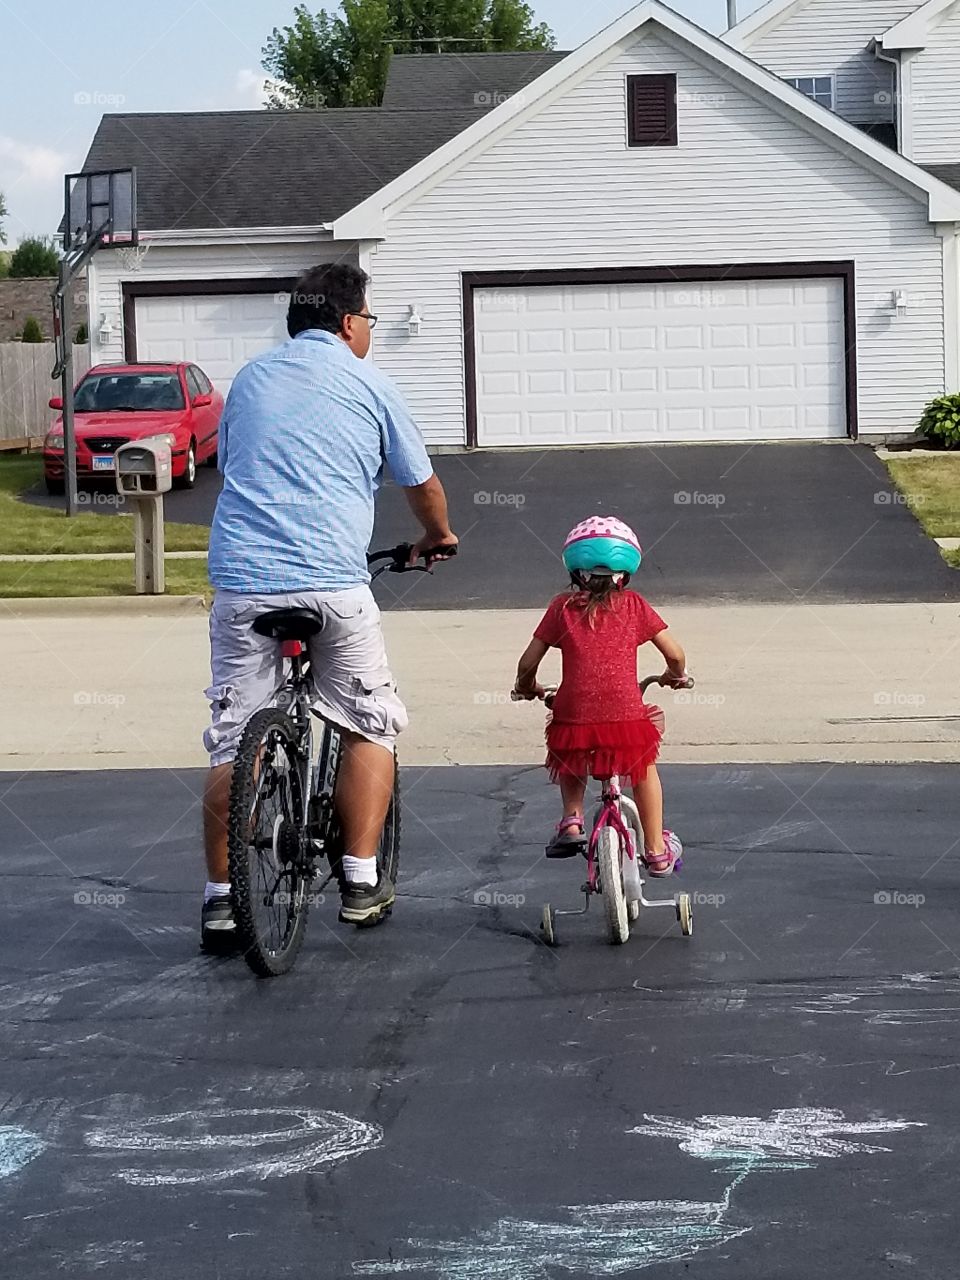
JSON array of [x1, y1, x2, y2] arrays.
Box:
[[169, 442, 957, 606], [31, 442, 958, 606], [2, 762, 958, 1277]]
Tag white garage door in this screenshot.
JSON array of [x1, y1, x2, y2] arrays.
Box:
[[473, 278, 847, 445], [135, 293, 289, 395]]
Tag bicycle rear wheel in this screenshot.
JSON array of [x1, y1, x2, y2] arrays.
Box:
[[228, 708, 310, 976], [327, 751, 401, 891], [597, 827, 629, 945]]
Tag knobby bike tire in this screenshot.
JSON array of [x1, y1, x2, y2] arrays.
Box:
[[597, 826, 629, 945], [228, 707, 310, 977]]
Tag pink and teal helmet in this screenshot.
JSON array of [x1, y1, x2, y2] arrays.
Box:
[[562, 515, 642, 576]]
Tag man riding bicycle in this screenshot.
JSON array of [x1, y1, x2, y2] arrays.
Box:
[[201, 262, 458, 952]]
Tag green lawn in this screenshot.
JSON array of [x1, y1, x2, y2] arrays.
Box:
[[0, 455, 210, 555], [0, 556, 210, 598], [884, 455, 960, 539]]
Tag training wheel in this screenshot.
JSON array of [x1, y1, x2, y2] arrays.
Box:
[[676, 893, 693, 937], [627, 900, 640, 922], [541, 903, 557, 946]]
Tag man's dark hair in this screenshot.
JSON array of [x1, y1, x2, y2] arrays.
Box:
[[287, 262, 369, 337]]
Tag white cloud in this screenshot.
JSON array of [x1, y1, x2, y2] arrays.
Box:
[[0, 136, 68, 186], [235, 69, 269, 108]]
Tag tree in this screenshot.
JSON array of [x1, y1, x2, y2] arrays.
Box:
[[263, 0, 554, 108], [9, 236, 60, 278], [20, 316, 44, 343], [0, 190, 7, 246]]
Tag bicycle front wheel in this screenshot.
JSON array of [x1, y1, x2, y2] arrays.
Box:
[[597, 827, 629, 945], [228, 708, 310, 977]]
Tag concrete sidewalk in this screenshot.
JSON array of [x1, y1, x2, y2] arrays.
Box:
[[0, 600, 956, 770]]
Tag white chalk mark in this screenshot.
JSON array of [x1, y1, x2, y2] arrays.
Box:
[[353, 1178, 751, 1276], [0, 1126, 45, 1180], [629, 1108, 924, 1168], [84, 1107, 381, 1185]]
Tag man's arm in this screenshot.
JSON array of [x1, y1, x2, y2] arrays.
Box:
[[404, 473, 458, 564]]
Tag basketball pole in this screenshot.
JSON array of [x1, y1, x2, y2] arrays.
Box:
[[58, 260, 79, 516]]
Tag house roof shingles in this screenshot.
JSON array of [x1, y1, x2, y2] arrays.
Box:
[[80, 107, 484, 232], [381, 51, 569, 110]]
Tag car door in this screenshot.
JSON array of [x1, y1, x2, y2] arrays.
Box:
[[186, 366, 217, 462]]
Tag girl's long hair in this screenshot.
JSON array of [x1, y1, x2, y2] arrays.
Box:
[[566, 571, 630, 627]]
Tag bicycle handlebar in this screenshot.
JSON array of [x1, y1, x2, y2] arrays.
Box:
[[512, 673, 695, 710], [366, 542, 458, 579]]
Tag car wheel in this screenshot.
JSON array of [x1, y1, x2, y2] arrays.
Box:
[[45, 476, 65, 496], [174, 441, 197, 490]]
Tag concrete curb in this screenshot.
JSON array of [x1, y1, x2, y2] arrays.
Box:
[[936, 537, 960, 551], [0, 594, 208, 617]]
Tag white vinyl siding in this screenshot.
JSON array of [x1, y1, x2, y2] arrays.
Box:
[[474, 278, 847, 444], [85, 240, 356, 369], [744, 0, 919, 124], [909, 1, 960, 164], [368, 31, 946, 445]]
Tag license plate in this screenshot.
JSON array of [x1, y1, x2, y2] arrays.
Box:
[[91, 455, 114, 472]]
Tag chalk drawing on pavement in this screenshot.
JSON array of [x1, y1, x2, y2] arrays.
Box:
[[84, 1107, 382, 1186], [0, 1126, 45, 1181], [629, 1107, 925, 1170], [353, 1107, 923, 1276]]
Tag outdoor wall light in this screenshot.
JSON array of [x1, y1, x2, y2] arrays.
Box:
[[892, 289, 909, 318], [98, 313, 116, 343], [407, 304, 422, 336]]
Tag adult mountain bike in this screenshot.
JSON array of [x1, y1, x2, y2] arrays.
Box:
[[227, 543, 455, 977]]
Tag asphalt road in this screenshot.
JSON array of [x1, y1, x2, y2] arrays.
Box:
[[28, 443, 959, 606], [3, 763, 957, 1277]]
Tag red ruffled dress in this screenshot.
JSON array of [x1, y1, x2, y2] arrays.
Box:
[[533, 589, 667, 787]]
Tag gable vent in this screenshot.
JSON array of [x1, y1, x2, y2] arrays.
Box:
[[627, 73, 678, 147]]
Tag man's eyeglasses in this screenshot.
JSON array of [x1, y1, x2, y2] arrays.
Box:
[[346, 312, 378, 329]]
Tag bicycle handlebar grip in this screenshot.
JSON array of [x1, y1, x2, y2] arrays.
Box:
[[423, 544, 458, 562]]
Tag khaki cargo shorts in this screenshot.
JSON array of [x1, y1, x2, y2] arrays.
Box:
[[203, 585, 407, 767]]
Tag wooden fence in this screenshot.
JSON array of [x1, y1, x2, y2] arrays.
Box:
[[0, 344, 91, 448]]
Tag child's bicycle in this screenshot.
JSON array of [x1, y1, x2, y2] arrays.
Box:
[[519, 675, 695, 947]]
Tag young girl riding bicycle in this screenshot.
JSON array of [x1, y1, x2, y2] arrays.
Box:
[[514, 516, 688, 875]]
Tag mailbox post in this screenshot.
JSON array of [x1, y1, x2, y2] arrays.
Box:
[[115, 438, 172, 594]]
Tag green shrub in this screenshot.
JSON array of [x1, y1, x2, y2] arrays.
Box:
[[919, 393, 960, 449], [9, 236, 59, 277], [20, 316, 43, 343], [74, 322, 89, 344]]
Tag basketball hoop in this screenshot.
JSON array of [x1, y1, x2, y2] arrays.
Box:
[[117, 243, 149, 272]]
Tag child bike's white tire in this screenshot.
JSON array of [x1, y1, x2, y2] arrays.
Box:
[[541, 903, 557, 946], [628, 901, 640, 922], [597, 828, 629, 945], [677, 893, 693, 937]]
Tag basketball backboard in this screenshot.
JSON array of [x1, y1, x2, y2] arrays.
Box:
[[63, 169, 137, 252]]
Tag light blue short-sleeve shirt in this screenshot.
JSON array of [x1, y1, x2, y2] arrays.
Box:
[[208, 329, 434, 593]]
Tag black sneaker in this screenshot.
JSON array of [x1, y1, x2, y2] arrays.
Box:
[[201, 895, 240, 953], [338, 873, 396, 926]]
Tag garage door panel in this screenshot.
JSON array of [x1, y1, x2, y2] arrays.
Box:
[[135, 292, 289, 395], [474, 277, 847, 446]]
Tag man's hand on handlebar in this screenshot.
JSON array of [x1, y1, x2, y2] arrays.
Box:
[[409, 532, 459, 568]]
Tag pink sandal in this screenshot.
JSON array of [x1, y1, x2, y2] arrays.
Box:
[[546, 815, 587, 859], [642, 830, 683, 877]]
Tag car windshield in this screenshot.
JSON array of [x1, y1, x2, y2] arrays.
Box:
[[74, 373, 185, 413]]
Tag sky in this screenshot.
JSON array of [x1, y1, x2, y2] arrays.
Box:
[[0, 0, 765, 242]]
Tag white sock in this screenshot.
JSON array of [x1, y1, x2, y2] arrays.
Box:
[[341, 855, 378, 887], [204, 880, 231, 903]]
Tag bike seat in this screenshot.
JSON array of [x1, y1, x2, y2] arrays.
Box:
[[252, 608, 323, 642]]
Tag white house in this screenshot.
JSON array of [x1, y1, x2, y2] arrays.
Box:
[[80, 0, 960, 449]]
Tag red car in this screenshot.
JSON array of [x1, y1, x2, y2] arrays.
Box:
[[43, 361, 224, 495]]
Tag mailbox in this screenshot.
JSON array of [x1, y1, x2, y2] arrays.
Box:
[[114, 437, 170, 594], [115, 437, 173, 496]]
